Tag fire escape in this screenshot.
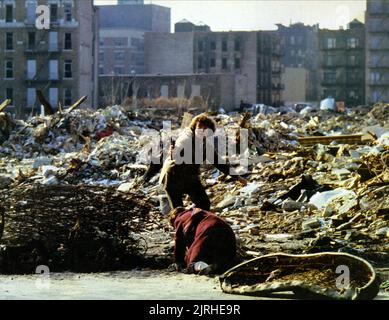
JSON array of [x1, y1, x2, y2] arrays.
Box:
[[368, 1, 389, 103], [24, 19, 61, 111]]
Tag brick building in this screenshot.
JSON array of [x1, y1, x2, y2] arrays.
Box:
[[365, 0, 389, 104], [0, 0, 99, 117], [319, 19, 365, 107], [144, 22, 283, 108], [98, 2, 171, 75], [276, 22, 319, 102]]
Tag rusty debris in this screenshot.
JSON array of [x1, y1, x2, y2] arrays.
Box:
[[0, 102, 388, 294]]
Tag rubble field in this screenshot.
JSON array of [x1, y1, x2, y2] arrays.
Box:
[[0, 103, 388, 287]]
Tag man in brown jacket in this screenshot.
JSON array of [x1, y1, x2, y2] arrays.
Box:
[[143, 113, 247, 211]]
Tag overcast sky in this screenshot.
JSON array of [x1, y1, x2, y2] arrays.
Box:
[[94, 0, 367, 31]]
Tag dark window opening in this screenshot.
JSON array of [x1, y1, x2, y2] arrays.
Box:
[[64, 60, 72, 78], [222, 58, 227, 70], [234, 39, 241, 51], [6, 33, 13, 50], [5, 61, 13, 78], [198, 56, 203, 69], [6, 88, 13, 100], [222, 39, 227, 52], [28, 32, 36, 50], [6, 5, 13, 23], [235, 58, 241, 69], [198, 41, 203, 52], [64, 89, 72, 106], [64, 33, 72, 50], [50, 4, 58, 23], [64, 4, 72, 22]]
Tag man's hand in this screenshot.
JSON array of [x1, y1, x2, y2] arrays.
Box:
[[169, 141, 176, 159], [169, 145, 174, 159], [237, 176, 248, 186]]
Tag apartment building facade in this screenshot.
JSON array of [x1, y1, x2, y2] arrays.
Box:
[[276, 22, 319, 102], [0, 0, 98, 117], [145, 26, 283, 109], [365, 0, 389, 104], [319, 19, 365, 107], [98, 3, 170, 75]]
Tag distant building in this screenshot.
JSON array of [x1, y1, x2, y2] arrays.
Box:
[[175, 19, 211, 32], [0, 0, 99, 118], [282, 67, 308, 104], [144, 22, 283, 110], [276, 22, 319, 102], [319, 20, 365, 107], [118, 0, 144, 4], [365, 0, 389, 104], [98, 3, 171, 75]]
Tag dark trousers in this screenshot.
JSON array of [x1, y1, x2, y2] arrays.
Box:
[[165, 180, 211, 211]]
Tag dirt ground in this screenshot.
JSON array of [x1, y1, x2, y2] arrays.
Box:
[[0, 270, 388, 300]]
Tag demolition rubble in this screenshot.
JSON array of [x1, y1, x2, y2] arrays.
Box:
[[0, 100, 388, 293]]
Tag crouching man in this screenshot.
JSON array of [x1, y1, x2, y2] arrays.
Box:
[[169, 207, 236, 275]]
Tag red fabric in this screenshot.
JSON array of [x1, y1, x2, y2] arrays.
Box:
[[95, 125, 114, 141], [173, 208, 236, 267]]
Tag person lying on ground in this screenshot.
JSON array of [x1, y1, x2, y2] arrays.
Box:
[[142, 113, 247, 211], [168, 206, 237, 275]]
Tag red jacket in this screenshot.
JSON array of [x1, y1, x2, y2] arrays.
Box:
[[173, 208, 236, 268]]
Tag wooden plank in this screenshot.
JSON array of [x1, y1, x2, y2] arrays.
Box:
[[298, 134, 374, 146], [67, 96, 88, 113], [0, 99, 12, 113]]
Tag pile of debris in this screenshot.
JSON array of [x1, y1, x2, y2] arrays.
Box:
[[0, 184, 169, 273], [0, 99, 389, 275]]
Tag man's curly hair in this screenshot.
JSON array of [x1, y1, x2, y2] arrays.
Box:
[[189, 113, 216, 132]]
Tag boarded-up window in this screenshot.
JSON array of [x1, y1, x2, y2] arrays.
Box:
[[49, 88, 58, 107], [177, 85, 185, 98], [27, 60, 36, 79], [49, 60, 58, 80], [49, 32, 58, 51], [27, 1, 36, 24], [191, 85, 201, 98], [160, 85, 169, 98], [27, 88, 36, 108]]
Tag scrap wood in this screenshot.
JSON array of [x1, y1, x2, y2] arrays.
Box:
[[235, 112, 252, 147], [67, 96, 88, 113], [0, 184, 154, 274], [298, 133, 375, 146], [36, 90, 54, 115], [239, 112, 252, 129], [0, 99, 12, 113]]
